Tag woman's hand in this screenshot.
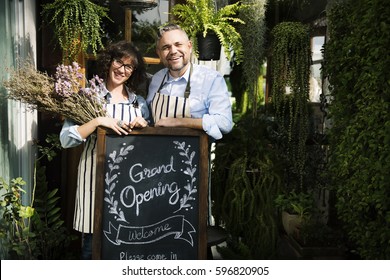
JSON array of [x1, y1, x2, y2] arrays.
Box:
[[129, 116, 149, 129], [77, 116, 147, 139], [96, 117, 131, 135]]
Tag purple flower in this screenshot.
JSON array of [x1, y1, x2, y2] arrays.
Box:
[[54, 62, 84, 98]]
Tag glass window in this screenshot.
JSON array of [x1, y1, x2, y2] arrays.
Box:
[[0, 0, 37, 205], [309, 35, 325, 103]]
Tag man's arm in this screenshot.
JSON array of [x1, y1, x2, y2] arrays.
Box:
[[154, 117, 203, 130]]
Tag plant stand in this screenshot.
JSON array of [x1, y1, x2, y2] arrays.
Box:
[[287, 235, 345, 260], [207, 226, 228, 259]]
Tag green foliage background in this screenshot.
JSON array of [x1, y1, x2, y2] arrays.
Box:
[[0, 135, 76, 259], [323, 0, 390, 259]]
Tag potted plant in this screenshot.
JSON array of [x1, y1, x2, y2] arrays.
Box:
[[275, 188, 346, 259], [41, 0, 111, 62], [0, 135, 76, 259], [211, 109, 284, 259], [274, 190, 315, 236], [289, 219, 345, 259], [171, 0, 246, 63]]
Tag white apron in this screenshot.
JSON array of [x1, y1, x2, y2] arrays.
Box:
[[73, 100, 142, 233], [150, 65, 193, 123]]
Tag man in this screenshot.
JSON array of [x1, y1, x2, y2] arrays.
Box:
[[147, 23, 233, 140]]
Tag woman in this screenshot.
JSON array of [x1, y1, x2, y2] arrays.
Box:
[[60, 41, 150, 259]]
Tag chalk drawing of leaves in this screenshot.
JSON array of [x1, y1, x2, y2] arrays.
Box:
[[104, 195, 114, 205], [116, 210, 127, 222], [109, 150, 117, 162], [184, 166, 196, 177], [105, 173, 117, 185], [120, 145, 134, 156], [108, 182, 116, 193], [104, 143, 134, 224], [173, 141, 198, 213], [108, 163, 119, 171]]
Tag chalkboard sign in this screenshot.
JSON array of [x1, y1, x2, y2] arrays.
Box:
[[93, 127, 209, 260]]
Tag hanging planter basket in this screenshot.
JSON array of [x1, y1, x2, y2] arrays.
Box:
[[118, 0, 158, 10], [196, 32, 221, 61]]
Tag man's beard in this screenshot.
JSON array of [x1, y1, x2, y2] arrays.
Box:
[[167, 56, 189, 74]]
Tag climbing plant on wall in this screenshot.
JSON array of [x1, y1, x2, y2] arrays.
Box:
[[323, 0, 390, 259]]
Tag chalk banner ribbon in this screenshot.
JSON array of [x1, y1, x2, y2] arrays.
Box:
[[104, 215, 195, 246]]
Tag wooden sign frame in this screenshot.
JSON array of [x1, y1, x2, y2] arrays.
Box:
[[92, 127, 209, 260]]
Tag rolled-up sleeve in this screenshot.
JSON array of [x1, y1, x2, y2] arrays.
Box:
[[197, 71, 233, 140], [137, 95, 152, 124], [60, 119, 85, 148]]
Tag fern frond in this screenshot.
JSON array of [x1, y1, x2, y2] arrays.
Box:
[[171, 0, 247, 64]]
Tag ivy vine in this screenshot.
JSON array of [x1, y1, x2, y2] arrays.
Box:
[[323, 0, 390, 259]]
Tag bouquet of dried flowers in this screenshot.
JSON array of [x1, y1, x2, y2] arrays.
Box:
[[2, 61, 107, 125]]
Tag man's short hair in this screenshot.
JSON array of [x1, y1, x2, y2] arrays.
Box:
[[156, 23, 189, 42]]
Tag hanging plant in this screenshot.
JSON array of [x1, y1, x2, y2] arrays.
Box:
[[237, 0, 267, 114], [41, 0, 111, 62], [269, 21, 312, 191], [171, 0, 246, 64]]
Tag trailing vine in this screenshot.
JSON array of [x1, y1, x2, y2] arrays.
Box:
[[41, 0, 111, 62], [270, 21, 311, 191]]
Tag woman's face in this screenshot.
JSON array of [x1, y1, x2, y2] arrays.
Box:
[[108, 56, 135, 86]]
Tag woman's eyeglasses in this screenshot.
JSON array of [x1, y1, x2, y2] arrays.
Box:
[[112, 59, 136, 75]]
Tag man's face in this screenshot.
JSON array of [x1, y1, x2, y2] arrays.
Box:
[[156, 29, 192, 77]]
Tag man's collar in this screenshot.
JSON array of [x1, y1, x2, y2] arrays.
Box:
[[167, 64, 191, 83]]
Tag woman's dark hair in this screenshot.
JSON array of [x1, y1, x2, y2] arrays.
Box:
[[96, 41, 147, 91]]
